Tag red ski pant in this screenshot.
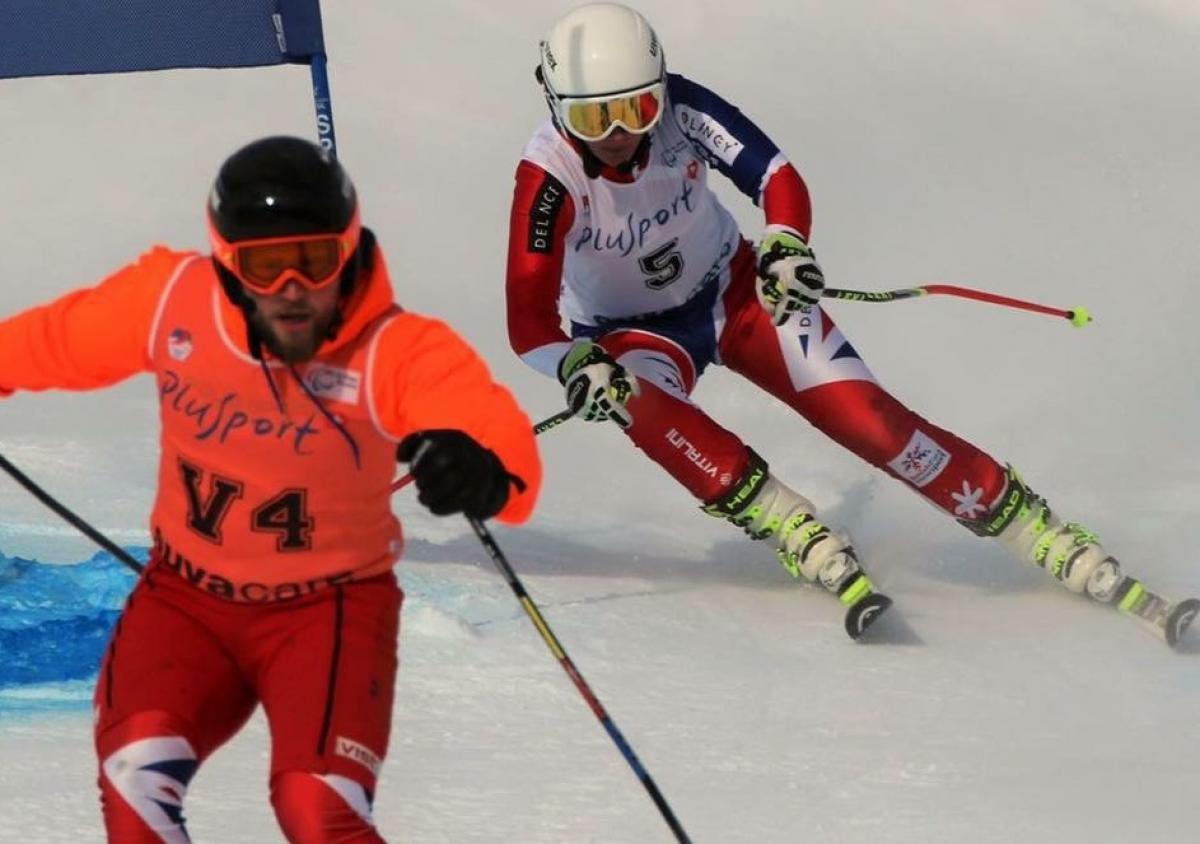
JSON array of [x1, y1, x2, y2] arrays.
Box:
[[594, 241, 1007, 519], [93, 559, 401, 842]]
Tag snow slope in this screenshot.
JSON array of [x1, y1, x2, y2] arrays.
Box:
[[1, 1, 1198, 841]]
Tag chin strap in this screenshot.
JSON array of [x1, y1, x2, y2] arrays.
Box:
[[214, 259, 268, 360], [330, 227, 377, 341], [617, 136, 652, 173]]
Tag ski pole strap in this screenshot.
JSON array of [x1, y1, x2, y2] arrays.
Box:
[[0, 451, 145, 574], [824, 284, 1091, 327]]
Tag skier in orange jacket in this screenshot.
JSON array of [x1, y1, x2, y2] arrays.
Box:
[[0, 136, 542, 843]]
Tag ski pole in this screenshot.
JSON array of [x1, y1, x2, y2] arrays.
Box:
[[824, 284, 1092, 326], [0, 452, 145, 574], [389, 408, 574, 493], [393, 412, 691, 833], [465, 514, 693, 843], [530, 406, 576, 436]]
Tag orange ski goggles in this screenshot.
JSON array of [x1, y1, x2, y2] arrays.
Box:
[[209, 209, 361, 296], [555, 81, 666, 142]]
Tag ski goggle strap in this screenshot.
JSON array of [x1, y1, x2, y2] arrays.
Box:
[[208, 209, 361, 296], [555, 81, 666, 142]]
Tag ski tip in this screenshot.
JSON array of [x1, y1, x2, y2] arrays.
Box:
[[845, 592, 893, 641], [1165, 598, 1200, 649]]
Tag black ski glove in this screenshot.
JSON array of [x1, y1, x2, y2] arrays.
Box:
[[396, 430, 522, 520]]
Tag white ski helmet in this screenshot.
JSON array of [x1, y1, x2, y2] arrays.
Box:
[[539, 3, 665, 99]]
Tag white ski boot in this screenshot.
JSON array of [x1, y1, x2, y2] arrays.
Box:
[[704, 451, 891, 639], [963, 466, 1198, 647], [961, 466, 1122, 600]]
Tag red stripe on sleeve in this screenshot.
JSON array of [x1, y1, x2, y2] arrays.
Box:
[[761, 162, 813, 240]]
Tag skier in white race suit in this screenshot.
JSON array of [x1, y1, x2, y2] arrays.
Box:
[[504, 2, 1187, 640]]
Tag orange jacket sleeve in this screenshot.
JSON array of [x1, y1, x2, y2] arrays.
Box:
[[370, 312, 542, 524], [0, 246, 195, 397]]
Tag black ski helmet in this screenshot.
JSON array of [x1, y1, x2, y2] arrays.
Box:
[[208, 135, 357, 241], [207, 136, 375, 357]]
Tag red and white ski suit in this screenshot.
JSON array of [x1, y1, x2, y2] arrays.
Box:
[[507, 72, 1007, 521]]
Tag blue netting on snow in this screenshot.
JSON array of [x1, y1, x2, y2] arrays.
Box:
[[0, 548, 142, 689]]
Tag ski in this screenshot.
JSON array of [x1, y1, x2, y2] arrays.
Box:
[[845, 592, 893, 640], [1111, 578, 1199, 649]]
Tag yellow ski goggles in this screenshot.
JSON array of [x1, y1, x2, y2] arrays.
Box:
[[555, 81, 666, 142]]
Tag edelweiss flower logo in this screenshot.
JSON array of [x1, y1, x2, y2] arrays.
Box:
[[951, 481, 987, 518]]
